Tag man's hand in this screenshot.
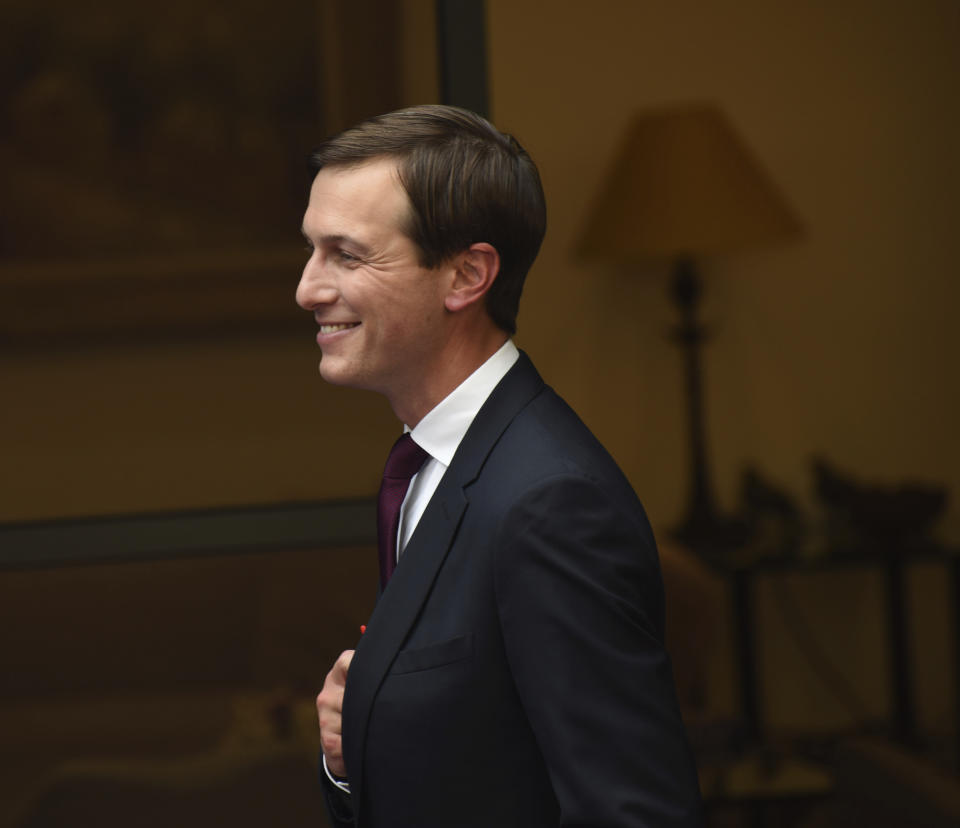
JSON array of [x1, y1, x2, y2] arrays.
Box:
[[317, 649, 354, 779]]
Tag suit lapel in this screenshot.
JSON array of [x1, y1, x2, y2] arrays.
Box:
[[342, 352, 545, 819]]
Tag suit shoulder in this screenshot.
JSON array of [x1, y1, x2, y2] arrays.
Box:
[[478, 386, 650, 525], [500, 387, 630, 481]]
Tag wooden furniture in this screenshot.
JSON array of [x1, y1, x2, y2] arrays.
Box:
[[727, 549, 959, 759]]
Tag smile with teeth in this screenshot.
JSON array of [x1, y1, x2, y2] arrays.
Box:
[[319, 323, 360, 334]]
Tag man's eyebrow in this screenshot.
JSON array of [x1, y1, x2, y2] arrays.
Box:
[[300, 228, 372, 255]]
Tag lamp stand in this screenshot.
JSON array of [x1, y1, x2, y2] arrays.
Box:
[[669, 258, 746, 559]]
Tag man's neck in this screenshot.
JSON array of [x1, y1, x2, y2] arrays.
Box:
[[392, 328, 510, 428]]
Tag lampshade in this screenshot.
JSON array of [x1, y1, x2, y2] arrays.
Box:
[[577, 103, 802, 263]]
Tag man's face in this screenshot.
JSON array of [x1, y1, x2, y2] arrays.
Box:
[[296, 158, 449, 412]]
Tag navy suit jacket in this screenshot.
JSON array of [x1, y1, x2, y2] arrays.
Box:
[[324, 352, 702, 827]]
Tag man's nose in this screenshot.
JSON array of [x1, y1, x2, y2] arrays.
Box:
[[296, 254, 338, 311]]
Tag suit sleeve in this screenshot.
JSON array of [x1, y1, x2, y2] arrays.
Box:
[[493, 472, 703, 827], [319, 757, 354, 827]]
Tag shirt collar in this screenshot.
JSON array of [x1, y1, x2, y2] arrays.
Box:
[[407, 339, 519, 466]]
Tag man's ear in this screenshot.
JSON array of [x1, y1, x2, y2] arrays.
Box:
[[444, 243, 500, 313]]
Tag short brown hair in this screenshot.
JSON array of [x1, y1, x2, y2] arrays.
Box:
[[309, 105, 546, 334]]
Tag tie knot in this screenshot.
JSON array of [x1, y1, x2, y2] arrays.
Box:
[[383, 433, 430, 481]]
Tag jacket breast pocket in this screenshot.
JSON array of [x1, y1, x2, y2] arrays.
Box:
[[390, 633, 474, 675]]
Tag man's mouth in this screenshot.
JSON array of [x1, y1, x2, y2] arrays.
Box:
[[319, 323, 360, 334]]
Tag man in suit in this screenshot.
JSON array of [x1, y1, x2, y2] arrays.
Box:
[[297, 105, 702, 827]]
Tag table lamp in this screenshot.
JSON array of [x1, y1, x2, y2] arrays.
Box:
[[577, 102, 802, 558]]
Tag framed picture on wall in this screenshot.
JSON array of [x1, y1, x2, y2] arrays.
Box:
[[0, 0, 407, 345]]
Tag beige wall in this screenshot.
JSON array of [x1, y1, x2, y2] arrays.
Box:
[[0, 336, 397, 519], [486, 0, 958, 735]]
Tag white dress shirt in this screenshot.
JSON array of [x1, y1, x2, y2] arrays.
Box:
[[324, 338, 519, 792], [398, 338, 519, 558]]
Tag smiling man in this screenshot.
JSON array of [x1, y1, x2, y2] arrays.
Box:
[[297, 105, 702, 828], [298, 156, 505, 426]]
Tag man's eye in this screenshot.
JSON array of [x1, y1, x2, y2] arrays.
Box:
[[337, 250, 359, 263]]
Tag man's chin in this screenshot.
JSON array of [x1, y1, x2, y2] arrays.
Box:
[[318, 361, 347, 385], [318, 358, 363, 390]]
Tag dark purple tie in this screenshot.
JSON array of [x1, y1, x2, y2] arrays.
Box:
[[377, 434, 430, 589]]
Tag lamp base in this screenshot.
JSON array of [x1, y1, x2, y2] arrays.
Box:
[[671, 513, 751, 567], [668, 258, 750, 565]]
